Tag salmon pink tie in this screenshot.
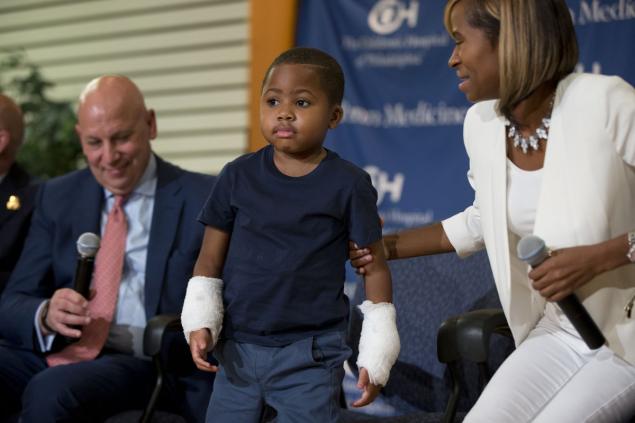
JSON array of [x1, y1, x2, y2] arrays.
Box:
[[47, 195, 127, 366]]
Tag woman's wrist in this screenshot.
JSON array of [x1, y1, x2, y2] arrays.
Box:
[[594, 234, 631, 275], [383, 234, 398, 261]]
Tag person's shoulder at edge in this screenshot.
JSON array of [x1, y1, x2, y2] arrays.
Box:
[[461, 75, 631, 124], [560, 71, 631, 90], [558, 72, 633, 107], [462, 73, 630, 128]]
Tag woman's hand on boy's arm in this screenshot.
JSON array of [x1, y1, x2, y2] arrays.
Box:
[[351, 367, 381, 407], [349, 242, 373, 275], [189, 328, 219, 373], [349, 223, 455, 275]]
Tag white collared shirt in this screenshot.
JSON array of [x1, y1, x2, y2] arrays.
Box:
[[103, 154, 157, 357]]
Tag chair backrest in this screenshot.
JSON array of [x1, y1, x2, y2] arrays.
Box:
[[348, 251, 512, 414]]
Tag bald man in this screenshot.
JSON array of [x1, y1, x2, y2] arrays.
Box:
[[0, 94, 38, 294], [0, 77, 215, 422]]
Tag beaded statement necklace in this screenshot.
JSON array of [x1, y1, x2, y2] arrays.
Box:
[[506, 95, 555, 154]]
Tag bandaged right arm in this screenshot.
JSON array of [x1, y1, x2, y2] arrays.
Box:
[[356, 300, 400, 386], [181, 276, 224, 349]]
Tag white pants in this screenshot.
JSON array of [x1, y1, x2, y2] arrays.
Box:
[[465, 307, 635, 423]]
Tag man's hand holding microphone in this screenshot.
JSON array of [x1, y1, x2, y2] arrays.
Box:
[[41, 233, 100, 339]]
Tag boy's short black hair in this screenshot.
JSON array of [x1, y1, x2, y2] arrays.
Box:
[[262, 47, 345, 105]]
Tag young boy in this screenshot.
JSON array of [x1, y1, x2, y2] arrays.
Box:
[[181, 47, 400, 423]]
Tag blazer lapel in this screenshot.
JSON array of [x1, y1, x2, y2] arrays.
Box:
[[487, 113, 545, 338], [488, 116, 513, 312], [535, 74, 617, 250], [145, 157, 183, 318], [533, 81, 572, 248]]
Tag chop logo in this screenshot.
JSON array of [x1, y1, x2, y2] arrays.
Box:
[[368, 0, 419, 35], [365, 166, 405, 205]]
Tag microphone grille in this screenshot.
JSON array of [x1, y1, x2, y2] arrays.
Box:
[[77, 232, 100, 257], [517, 235, 547, 266]]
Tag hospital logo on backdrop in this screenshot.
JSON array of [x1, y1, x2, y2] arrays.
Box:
[[365, 165, 435, 230], [365, 165, 405, 205], [570, 0, 635, 24], [575, 61, 603, 74], [368, 0, 419, 34]]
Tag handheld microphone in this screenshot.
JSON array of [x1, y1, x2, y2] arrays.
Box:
[[74, 232, 100, 298], [517, 235, 605, 349], [62, 233, 100, 344]]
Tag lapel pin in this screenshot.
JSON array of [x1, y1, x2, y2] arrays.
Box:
[[6, 195, 21, 211]]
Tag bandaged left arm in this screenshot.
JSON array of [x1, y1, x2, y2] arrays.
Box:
[[356, 300, 400, 386]]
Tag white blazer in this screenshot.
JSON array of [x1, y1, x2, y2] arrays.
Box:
[[443, 73, 635, 364]]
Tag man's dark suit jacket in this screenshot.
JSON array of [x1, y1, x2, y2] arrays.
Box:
[[0, 163, 37, 295], [0, 155, 215, 419]]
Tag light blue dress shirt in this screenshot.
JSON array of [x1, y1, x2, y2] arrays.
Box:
[[36, 155, 157, 358]]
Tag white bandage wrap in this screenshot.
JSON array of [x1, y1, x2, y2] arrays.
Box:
[[181, 276, 224, 349], [356, 300, 400, 386]]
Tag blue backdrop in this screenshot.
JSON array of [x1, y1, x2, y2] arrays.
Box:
[[296, 0, 635, 235]]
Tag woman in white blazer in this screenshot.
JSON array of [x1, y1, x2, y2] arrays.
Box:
[[351, 0, 635, 421]]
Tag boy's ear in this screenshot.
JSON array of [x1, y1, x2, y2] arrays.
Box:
[[328, 105, 344, 129]]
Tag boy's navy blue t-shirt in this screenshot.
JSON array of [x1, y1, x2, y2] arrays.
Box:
[[198, 145, 382, 346]]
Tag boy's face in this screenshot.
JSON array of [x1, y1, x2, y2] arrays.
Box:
[[260, 64, 343, 158]]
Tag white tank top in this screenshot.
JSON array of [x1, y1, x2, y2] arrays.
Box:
[[506, 159, 542, 238], [506, 159, 577, 334]]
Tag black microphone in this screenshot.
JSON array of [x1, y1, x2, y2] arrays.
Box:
[[62, 233, 100, 344], [517, 235, 605, 349], [73, 232, 100, 299]]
